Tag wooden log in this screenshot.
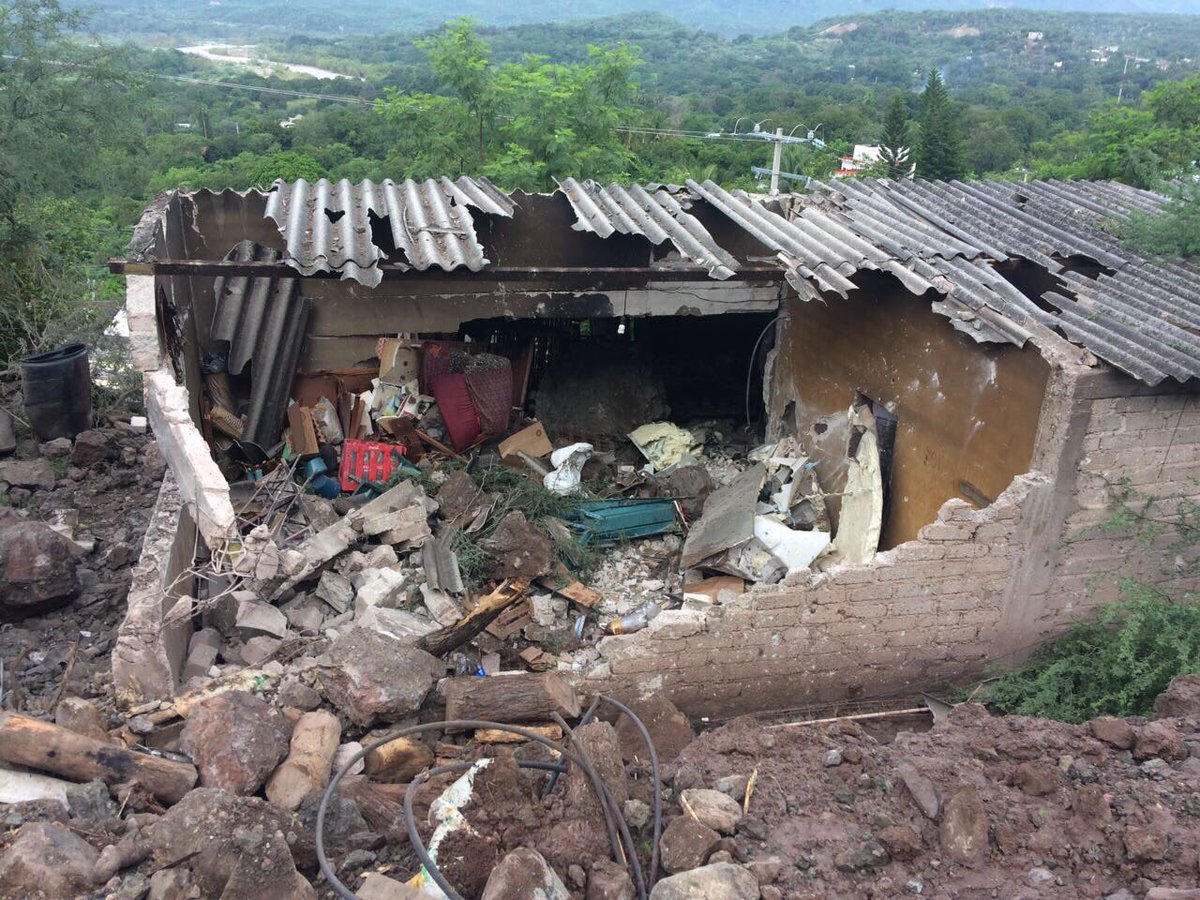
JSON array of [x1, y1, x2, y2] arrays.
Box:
[[363, 736, 434, 784], [442, 672, 582, 733], [265, 710, 341, 811], [416, 579, 528, 658], [0, 712, 197, 805], [474, 724, 563, 744], [338, 777, 410, 846]]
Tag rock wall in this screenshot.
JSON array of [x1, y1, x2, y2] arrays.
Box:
[[588, 365, 1200, 719]]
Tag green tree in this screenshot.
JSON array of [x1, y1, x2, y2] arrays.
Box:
[[0, 0, 137, 363], [418, 19, 495, 165], [878, 92, 912, 179], [916, 69, 965, 181]]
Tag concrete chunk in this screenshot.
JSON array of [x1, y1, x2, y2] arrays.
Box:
[[315, 571, 354, 614], [353, 568, 408, 616], [183, 627, 221, 681], [236, 597, 289, 639]]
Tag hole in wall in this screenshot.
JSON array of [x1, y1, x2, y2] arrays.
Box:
[[812, 420, 828, 435]]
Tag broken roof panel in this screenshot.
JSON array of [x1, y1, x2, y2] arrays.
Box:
[[557, 178, 740, 280], [780, 176, 1199, 384], [263, 176, 515, 287], [212, 240, 310, 449]]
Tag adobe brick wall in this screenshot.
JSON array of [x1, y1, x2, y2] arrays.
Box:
[[583, 365, 1200, 719]]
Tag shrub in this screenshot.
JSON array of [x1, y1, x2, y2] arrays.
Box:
[[978, 583, 1200, 723]]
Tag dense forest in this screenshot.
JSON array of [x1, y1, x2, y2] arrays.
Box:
[[2, 1, 1199, 365], [65, 0, 1200, 40]]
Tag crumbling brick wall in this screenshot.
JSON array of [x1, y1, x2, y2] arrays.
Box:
[[588, 366, 1200, 719], [1039, 379, 1200, 638]]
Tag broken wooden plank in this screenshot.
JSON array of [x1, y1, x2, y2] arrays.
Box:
[[474, 724, 563, 744], [518, 647, 558, 672], [484, 597, 531, 640], [416, 579, 529, 658], [682, 575, 745, 601], [0, 713, 197, 805], [536, 571, 602, 610], [286, 405, 320, 456], [442, 671, 582, 732]]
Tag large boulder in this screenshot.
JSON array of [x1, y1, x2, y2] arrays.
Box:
[[0, 519, 80, 619], [146, 788, 314, 900], [318, 629, 443, 726], [1154, 675, 1200, 720], [0, 822, 99, 900], [648, 862, 759, 900], [180, 691, 291, 795]]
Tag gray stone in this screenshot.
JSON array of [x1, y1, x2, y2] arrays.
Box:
[[71, 430, 111, 467], [715, 774, 749, 802], [241, 635, 282, 667], [278, 679, 322, 711], [834, 840, 890, 872], [0, 519, 80, 619], [182, 628, 221, 681], [146, 788, 314, 900], [0, 458, 56, 489], [680, 789, 743, 835], [38, 438, 73, 460], [588, 858, 635, 900], [315, 571, 354, 614], [235, 597, 289, 640], [623, 798, 651, 829], [65, 779, 117, 824], [0, 821, 99, 900], [482, 847, 570, 900], [648, 862, 759, 900], [896, 760, 940, 820], [824, 748, 844, 767]]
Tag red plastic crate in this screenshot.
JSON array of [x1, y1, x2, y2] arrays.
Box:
[[338, 439, 407, 493]]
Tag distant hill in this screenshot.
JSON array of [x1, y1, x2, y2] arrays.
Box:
[[68, 0, 1200, 40]]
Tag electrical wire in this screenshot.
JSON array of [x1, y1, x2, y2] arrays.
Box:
[[746, 314, 781, 427], [316, 714, 659, 900]]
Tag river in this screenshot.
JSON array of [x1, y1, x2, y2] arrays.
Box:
[[176, 43, 353, 81]]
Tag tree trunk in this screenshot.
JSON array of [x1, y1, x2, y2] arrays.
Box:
[[0, 712, 197, 804], [442, 671, 583, 733]]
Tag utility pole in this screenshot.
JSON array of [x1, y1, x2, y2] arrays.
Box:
[[770, 127, 784, 195], [1117, 53, 1131, 105]]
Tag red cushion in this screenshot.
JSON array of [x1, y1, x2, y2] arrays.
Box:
[[431, 373, 481, 451]]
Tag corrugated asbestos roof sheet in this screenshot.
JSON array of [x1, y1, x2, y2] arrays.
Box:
[[212, 241, 310, 449], [263, 176, 515, 287], [200, 173, 1197, 386], [557, 178, 740, 280], [773, 176, 1199, 385]]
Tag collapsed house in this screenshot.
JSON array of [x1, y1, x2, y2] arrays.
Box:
[[112, 175, 1200, 718]]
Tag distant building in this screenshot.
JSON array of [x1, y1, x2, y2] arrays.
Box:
[[1027, 31, 1044, 42], [280, 115, 305, 129], [833, 145, 883, 178]]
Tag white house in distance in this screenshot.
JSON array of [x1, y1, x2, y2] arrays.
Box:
[[833, 145, 883, 178]]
